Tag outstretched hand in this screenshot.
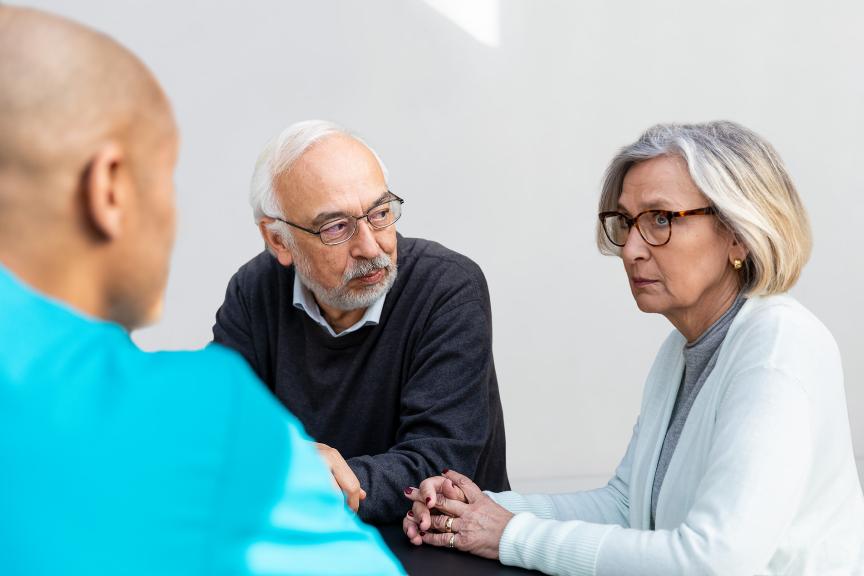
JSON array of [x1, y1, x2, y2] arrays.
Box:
[[315, 442, 366, 512]]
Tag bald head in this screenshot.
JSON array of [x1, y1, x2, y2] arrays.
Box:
[[0, 6, 179, 330], [0, 6, 173, 210]]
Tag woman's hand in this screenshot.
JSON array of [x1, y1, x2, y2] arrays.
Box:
[[402, 469, 514, 560], [402, 470, 467, 544]]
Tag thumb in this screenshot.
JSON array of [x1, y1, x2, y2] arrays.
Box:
[[443, 469, 483, 503]]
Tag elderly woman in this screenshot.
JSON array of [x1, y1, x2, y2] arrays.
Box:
[[403, 121, 864, 574]]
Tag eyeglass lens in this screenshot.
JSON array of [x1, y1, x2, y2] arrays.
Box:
[[604, 211, 671, 247], [318, 199, 403, 245]]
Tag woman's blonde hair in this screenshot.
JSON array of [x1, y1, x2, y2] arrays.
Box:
[[596, 121, 811, 296]]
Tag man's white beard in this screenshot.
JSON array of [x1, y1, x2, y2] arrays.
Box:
[[294, 251, 397, 311]]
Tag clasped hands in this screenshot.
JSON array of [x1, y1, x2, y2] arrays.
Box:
[[315, 442, 514, 558], [402, 469, 513, 559]]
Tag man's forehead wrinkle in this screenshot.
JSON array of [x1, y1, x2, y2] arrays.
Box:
[[277, 154, 324, 210], [273, 134, 387, 230]]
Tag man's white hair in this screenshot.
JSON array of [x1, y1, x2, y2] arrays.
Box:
[[249, 120, 390, 249]]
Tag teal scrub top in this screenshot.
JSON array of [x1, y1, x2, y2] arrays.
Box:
[[0, 265, 404, 575]]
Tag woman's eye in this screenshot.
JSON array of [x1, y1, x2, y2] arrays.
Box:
[[653, 214, 669, 226]]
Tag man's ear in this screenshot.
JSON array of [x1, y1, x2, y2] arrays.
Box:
[[259, 219, 294, 267], [83, 142, 128, 240]]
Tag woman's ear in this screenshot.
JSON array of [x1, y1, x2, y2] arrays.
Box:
[[83, 141, 128, 240], [729, 234, 749, 267], [259, 220, 294, 268]]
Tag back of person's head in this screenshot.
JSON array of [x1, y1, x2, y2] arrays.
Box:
[[597, 121, 811, 296], [0, 5, 178, 329]]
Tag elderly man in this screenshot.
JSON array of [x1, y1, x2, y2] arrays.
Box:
[[213, 121, 510, 523], [0, 7, 401, 575]]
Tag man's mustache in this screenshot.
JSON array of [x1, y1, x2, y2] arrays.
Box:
[[343, 254, 393, 282]]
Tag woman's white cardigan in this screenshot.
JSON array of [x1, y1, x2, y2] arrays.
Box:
[[491, 295, 864, 575]]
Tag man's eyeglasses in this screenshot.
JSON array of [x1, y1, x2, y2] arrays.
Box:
[[275, 193, 404, 246], [598, 207, 716, 247]]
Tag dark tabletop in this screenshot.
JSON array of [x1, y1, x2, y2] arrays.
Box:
[[378, 524, 543, 576]]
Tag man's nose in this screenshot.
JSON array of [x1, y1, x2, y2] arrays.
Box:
[[349, 218, 381, 260]]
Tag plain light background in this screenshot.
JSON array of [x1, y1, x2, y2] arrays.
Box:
[[25, 0, 862, 491]]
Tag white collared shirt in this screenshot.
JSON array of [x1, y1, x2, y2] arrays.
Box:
[[292, 276, 385, 337]]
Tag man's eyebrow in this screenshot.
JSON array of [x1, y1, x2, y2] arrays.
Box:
[[310, 190, 394, 229], [310, 210, 348, 229], [366, 190, 395, 211]]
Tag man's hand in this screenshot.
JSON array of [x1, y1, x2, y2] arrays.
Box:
[[315, 443, 366, 512]]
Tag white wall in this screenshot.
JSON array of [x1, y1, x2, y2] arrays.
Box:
[[27, 0, 863, 491]]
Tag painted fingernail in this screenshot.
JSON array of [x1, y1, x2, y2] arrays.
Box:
[[442, 468, 450, 474], [404, 487, 413, 495], [407, 510, 414, 517], [420, 531, 426, 536]]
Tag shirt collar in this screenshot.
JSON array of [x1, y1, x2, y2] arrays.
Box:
[[292, 274, 385, 337]]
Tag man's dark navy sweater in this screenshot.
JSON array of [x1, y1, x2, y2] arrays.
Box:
[[213, 235, 509, 523]]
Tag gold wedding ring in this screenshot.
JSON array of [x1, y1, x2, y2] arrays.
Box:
[[448, 533, 456, 549], [444, 516, 454, 533]]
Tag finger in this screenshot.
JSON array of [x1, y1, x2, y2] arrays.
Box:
[[331, 459, 362, 495], [409, 477, 448, 507], [422, 530, 461, 550], [405, 509, 421, 526], [402, 486, 421, 502], [443, 469, 484, 503], [430, 513, 460, 534], [346, 490, 361, 512], [413, 500, 436, 532], [327, 472, 340, 490], [441, 477, 467, 503], [327, 453, 364, 504], [359, 489, 367, 501], [431, 494, 468, 518], [403, 516, 423, 546]]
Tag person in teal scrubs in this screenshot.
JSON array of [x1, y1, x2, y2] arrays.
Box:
[[0, 7, 403, 576]]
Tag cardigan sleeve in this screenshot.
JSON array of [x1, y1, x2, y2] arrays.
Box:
[[497, 366, 812, 576], [490, 419, 639, 526]]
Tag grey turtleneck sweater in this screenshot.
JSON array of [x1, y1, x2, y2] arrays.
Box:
[[650, 293, 747, 527]]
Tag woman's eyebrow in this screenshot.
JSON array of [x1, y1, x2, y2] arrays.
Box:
[[617, 196, 676, 215]]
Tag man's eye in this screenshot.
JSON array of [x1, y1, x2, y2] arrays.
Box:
[[321, 221, 348, 235], [653, 213, 669, 226], [369, 207, 390, 222]]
